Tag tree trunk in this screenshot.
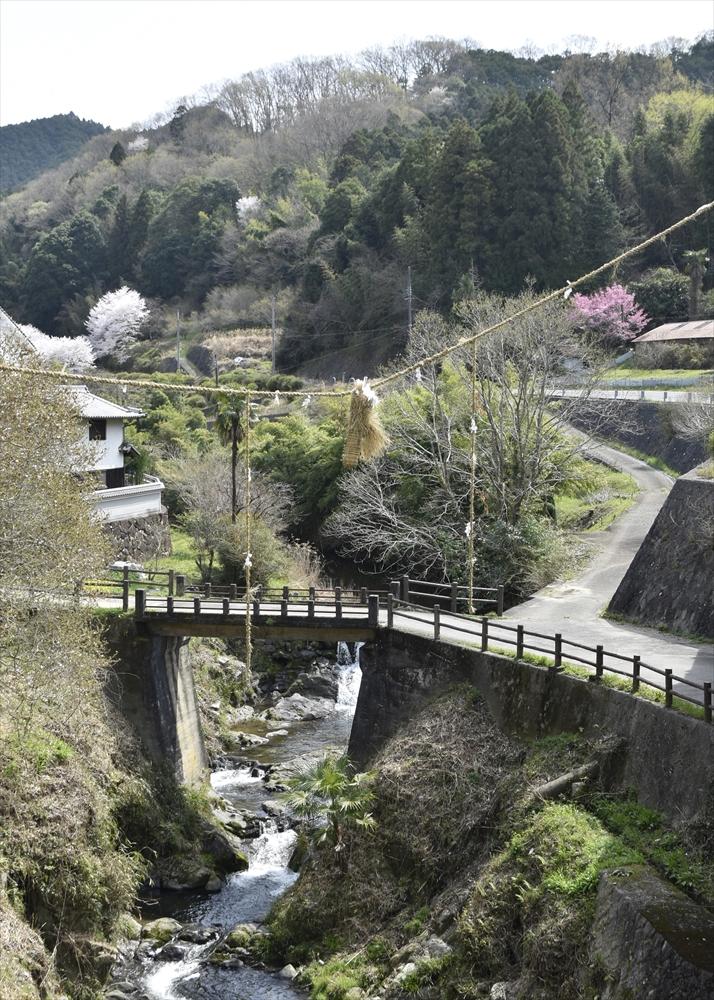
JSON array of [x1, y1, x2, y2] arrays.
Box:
[[231, 416, 238, 524]]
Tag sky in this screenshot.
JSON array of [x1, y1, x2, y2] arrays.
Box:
[[1, 0, 712, 129]]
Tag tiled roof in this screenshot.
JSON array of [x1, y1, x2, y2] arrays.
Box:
[[633, 320, 714, 343], [66, 385, 144, 419]]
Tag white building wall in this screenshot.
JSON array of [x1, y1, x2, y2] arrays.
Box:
[[91, 477, 165, 523], [86, 417, 125, 472]]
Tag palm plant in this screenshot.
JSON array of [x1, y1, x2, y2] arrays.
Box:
[[285, 753, 376, 873]]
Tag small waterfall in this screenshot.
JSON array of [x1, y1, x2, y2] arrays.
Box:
[[335, 641, 363, 710], [250, 824, 298, 869]]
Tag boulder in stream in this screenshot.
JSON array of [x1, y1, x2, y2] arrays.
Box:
[[142, 917, 181, 943]]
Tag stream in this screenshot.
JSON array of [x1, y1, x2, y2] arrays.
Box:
[[120, 641, 363, 1000]]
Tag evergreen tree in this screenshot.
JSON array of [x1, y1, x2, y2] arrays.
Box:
[[108, 194, 132, 284], [109, 141, 126, 166]]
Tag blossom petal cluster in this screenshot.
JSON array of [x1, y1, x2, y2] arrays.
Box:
[[570, 284, 649, 344]]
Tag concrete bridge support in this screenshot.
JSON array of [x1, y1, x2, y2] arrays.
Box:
[[104, 620, 209, 785]]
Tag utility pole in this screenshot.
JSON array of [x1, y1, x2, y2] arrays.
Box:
[[406, 265, 413, 338], [270, 292, 277, 374], [175, 309, 181, 373]]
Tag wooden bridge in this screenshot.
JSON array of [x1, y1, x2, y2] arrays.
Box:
[[126, 577, 711, 723]]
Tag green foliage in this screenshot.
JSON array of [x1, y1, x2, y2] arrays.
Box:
[[217, 515, 288, 586], [3, 731, 73, 776], [630, 267, 689, 322], [253, 412, 345, 529], [0, 112, 106, 193], [588, 795, 714, 903], [286, 755, 376, 871], [302, 953, 376, 999]]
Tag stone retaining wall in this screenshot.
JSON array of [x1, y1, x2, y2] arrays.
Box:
[[103, 509, 172, 562]]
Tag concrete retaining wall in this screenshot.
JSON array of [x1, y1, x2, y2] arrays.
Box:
[[568, 399, 706, 473], [349, 630, 714, 826], [103, 618, 208, 785], [608, 469, 714, 638]]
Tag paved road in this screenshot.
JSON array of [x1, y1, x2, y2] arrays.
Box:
[[502, 441, 713, 694], [548, 387, 714, 404]]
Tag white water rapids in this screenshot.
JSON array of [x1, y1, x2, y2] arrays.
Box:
[[139, 643, 363, 1000]]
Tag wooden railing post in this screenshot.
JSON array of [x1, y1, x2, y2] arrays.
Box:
[[167, 596, 174, 615], [390, 580, 400, 599], [481, 617, 488, 652], [433, 603, 440, 640], [516, 624, 524, 660], [282, 585, 289, 602], [134, 588, 146, 619], [193, 597, 201, 615], [360, 586, 368, 605], [281, 599, 288, 618], [590, 645, 604, 682], [122, 565, 130, 612], [203, 582, 211, 598], [704, 683, 712, 724], [665, 669, 673, 708], [632, 654, 641, 692], [497, 585, 504, 616], [176, 574, 185, 597], [308, 599, 315, 619], [335, 598, 342, 621], [387, 593, 394, 628], [222, 598, 230, 616], [309, 585, 315, 602], [368, 594, 379, 627], [401, 576, 410, 602], [167, 569, 175, 596], [228, 583, 237, 601], [252, 598, 260, 619], [335, 586, 342, 607], [553, 633, 562, 671], [450, 582, 458, 613]]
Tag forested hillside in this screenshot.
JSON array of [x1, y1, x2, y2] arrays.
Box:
[[0, 35, 712, 373], [0, 111, 107, 193]]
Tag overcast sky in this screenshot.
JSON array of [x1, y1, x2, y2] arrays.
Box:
[[1, 0, 712, 128]]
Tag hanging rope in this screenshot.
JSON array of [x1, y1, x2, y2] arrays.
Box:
[[243, 390, 253, 680], [467, 341, 477, 615], [1, 200, 711, 402]]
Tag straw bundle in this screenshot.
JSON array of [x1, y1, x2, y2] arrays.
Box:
[[342, 378, 389, 468]]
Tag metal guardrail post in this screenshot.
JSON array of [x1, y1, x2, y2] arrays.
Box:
[[368, 594, 379, 627], [450, 582, 458, 613], [122, 565, 129, 612], [167, 596, 174, 615], [401, 576, 410, 602], [387, 593, 394, 628], [497, 585, 504, 616], [176, 574, 185, 597], [516, 624, 524, 660], [134, 589, 146, 619], [193, 597, 201, 615], [433, 603, 440, 639], [168, 569, 175, 596], [665, 669, 673, 708], [481, 617, 488, 651], [632, 655, 641, 692], [704, 683, 712, 724], [222, 598, 229, 616]]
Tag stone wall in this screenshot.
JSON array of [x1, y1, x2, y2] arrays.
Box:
[[102, 509, 172, 562], [349, 630, 714, 826], [103, 618, 209, 785], [608, 468, 714, 637], [568, 399, 706, 473]]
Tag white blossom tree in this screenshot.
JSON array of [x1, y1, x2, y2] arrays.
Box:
[[85, 286, 149, 362], [20, 324, 95, 372]]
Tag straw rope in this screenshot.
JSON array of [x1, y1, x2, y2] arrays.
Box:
[[0, 200, 711, 401], [467, 340, 477, 615], [243, 391, 253, 679]]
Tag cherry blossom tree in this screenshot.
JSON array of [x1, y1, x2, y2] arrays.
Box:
[[85, 286, 149, 362], [20, 324, 95, 372], [570, 284, 649, 345]]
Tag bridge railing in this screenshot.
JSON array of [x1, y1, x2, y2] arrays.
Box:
[[388, 596, 711, 723], [394, 577, 504, 615], [82, 567, 175, 610]]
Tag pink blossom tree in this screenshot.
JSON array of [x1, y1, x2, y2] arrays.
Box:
[[570, 284, 649, 346]]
